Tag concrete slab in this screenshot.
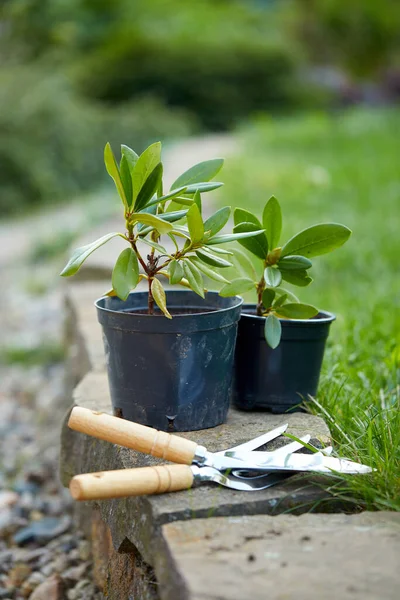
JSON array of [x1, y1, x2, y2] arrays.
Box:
[[158, 512, 400, 600]]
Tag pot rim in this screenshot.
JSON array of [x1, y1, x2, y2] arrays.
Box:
[[241, 304, 336, 325], [95, 289, 243, 318]]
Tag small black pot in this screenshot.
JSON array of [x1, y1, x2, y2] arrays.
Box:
[[95, 290, 242, 431], [233, 305, 335, 413]]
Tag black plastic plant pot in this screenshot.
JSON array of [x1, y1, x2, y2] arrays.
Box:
[[233, 305, 335, 414], [95, 290, 243, 432]]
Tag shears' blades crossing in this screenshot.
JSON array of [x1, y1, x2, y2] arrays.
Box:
[[214, 423, 288, 456]]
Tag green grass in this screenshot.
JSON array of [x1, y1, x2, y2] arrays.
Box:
[[220, 107, 400, 511]]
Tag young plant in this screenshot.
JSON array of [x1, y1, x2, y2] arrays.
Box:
[[220, 196, 351, 348], [60, 142, 263, 316]]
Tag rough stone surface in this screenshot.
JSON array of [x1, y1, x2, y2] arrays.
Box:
[[60, 368, 335, 568], [158, 512, 400, 600]]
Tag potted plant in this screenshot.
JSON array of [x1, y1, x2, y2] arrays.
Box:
[[219, 195, 351, 413], [61, 141, 263, 431]]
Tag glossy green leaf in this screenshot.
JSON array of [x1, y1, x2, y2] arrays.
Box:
[[182, 260, 205, 298], [203, 206, 231, 238], [119, 155, 132, 207], [275, 303, 318, 320], [140, 238, 168, 254], [264, 266, 282, 287], [195, 249, 232, 268], [184, 182, 223, 194], [190, 258, 229, 283], [169, 260, 184, 284], [134, 163, 163, 211], [281, 224, 352, 258], [157, 210, 188, 224], [262, 196, 282, 249], [264, 314, 282, 349], [207, 226, 266, 247], [262, 288, 276, 309], [112, 248, 139, 301], [132, 142, 162, 206], [60, 233, 122, 277], [219, 277, 255, 297], [281, 269, 313, 287], [207, 246, 233, 255], [130, 212, 173, 234], [193, 190, 202, 213], [187, 203, 204, 244], [167, 197, 195, 209], [273, 293, 288, 309], [232, 247, 259, 280], [170, 159, 224, 190], [145, 186, 188, 209], [151, 278, 172, 319], [278, 255, 312, 270], [104, 143, 127, 208], [230, 223, 268, 258], [233, 207, 261, 227], [121, 145, 139, 172], [275, 287, 300, 303]]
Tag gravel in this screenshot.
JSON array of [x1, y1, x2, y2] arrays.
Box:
[[0, 261, 103, 599]]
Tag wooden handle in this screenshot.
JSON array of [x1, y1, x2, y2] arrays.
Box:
[[70, 465, 194, 500], [68, 407, 198, 465]]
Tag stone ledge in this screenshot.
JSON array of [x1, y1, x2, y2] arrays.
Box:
[[157, 512, 400, 600], [60, 369, 337, 569]]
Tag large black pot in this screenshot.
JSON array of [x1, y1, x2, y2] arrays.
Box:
[[233, 306, 335, 413], [96, 290, 242, 431]]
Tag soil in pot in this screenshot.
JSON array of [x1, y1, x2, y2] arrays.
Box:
[[233, 306, 335, 414], [96, 290, 243, 431]]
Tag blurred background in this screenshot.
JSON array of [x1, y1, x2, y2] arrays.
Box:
[[0, 1, 399, 597]]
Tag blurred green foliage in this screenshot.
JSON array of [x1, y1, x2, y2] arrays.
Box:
[[1, 0, 399, 215]]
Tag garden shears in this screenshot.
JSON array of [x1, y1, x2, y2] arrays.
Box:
[[67, 407, 372, 501]]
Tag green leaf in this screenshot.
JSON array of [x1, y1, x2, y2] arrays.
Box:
[[262, 196, 282, 249], [273, 293, 288, 309], [170, 159, 224, 190], [195, 249, 232, 268], [219, 277, 255, 297], [203, 207, 231, 237], [184, 182, 223, 194], [209, 246, 233, 255], [264, 314, 282, 349], [207, 227, 266, 246], [275, 287, 300, 303], [147, 186, 188, 208], [182, 260, 205, 298], [140, 238, 168, 254], [230, 223, 268, 258], [275, 303, 319, 320], [60, 233, 122, 277], [156, 209, 188, 223], [278, 255, 312, 270], [121, 145, 139, 172], [134, 163, 163, 211], [112, 248, 139, 301], [264, 266, 282, 287], [232, 248, 258, 280], [190, 258, 229, 283], [151, 278, 172, 319], [281, 224, 352, 258], [234, 208, 263, 229], [169, 260, 184, 284], [193, 190, 202, 213], [281, 269, 313, 287], [186, 203, 204, 244], [167, 197, 195, 209], [262, 288, 276, 309], [132, 142, 162, 206], [104, 143, 127, 209], [119, 155, 133, 207], [130, 213, 173, 234]]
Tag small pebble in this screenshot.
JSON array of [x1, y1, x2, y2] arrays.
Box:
[[78, 540, 91, 562]]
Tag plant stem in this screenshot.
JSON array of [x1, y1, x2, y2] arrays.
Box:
[[148, 275, 154, 315], [256, 276, 265, 316]]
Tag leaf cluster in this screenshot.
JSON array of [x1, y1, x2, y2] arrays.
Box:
[[60, 141, 262, 317], [223, 196, 352, 348]]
